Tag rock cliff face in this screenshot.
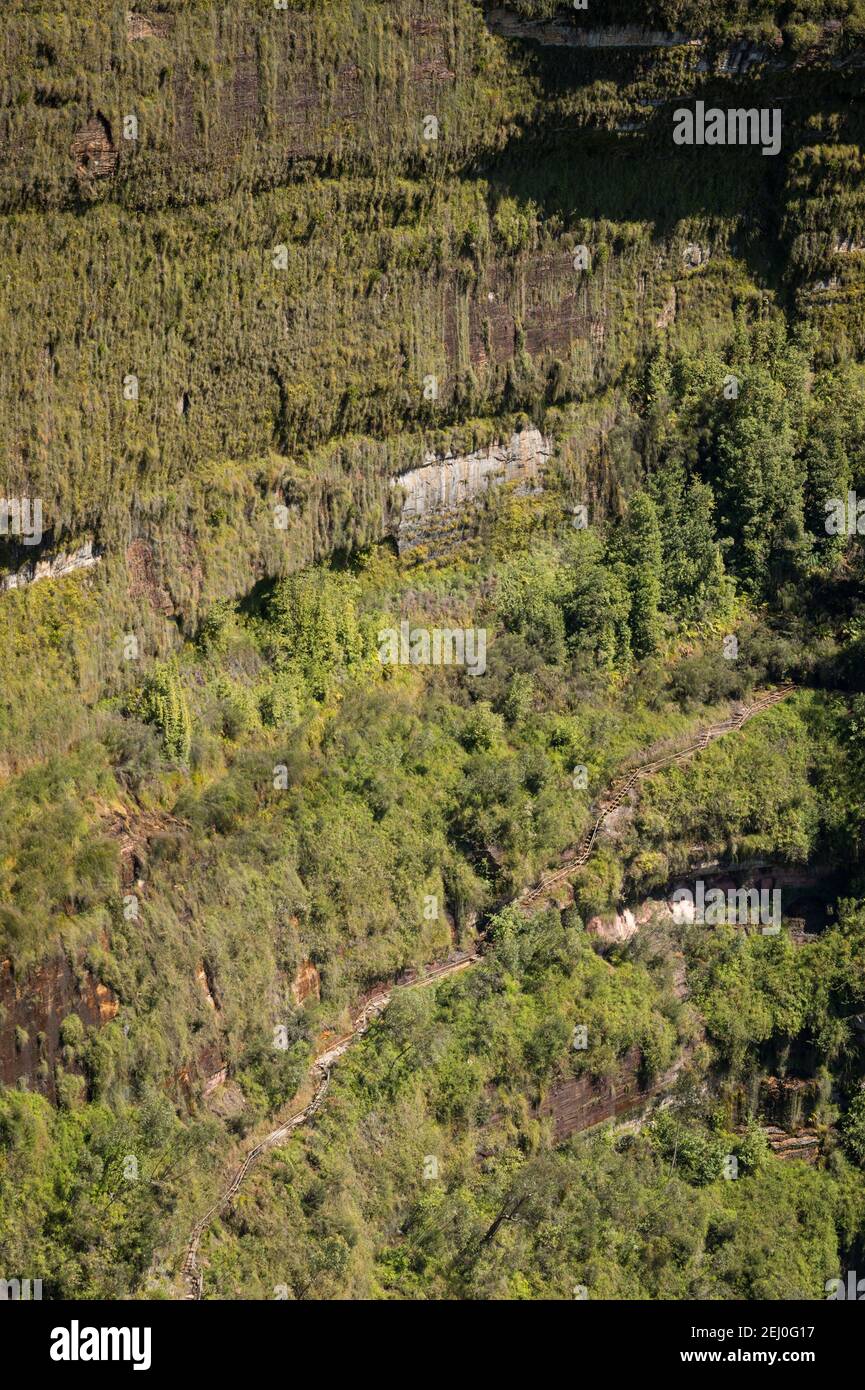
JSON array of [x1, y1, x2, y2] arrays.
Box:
[[1, 0, 863, 1127], [0, 541, 99, 594], [667, 863, 840, 934], [125, 11, 173, 43], [483, 6, 860, 68], [747, 1076, 823, 1131], [393, 427, 552, 552], [538, 1044, 687, 1142], [485, 11, 697, 49], [0, 2, 487, 213], [1, 0, 861, 637], [0, 955, 117, 1101], [291, 959, 321, 1006]]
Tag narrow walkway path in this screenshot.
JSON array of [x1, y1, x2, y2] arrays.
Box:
[[520, 683, 796, 905], [180, 683, 796, 1298], [180, 954, 478, 1298]]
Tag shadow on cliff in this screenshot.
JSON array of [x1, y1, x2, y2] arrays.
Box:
[[477, 33, 865, 293]]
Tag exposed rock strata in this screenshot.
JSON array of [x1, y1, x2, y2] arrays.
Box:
[[392, 427, 551, 552], [0, 541, 100, 593], [538, 1044, 688, 1142], [0, 955, 117, 1101]]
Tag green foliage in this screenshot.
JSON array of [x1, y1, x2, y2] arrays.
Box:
[[688, 900, 865, 1075], [649, 461, 730, 624], [0, 1087, 219, 1298], [4, 0, 865, 1305], [191, 905, 864, 1301], [136, 662, 192, 763], [841, 1084, 865, 1166], [501, 672, 534, 725], [0, 745, 119, 966], [650, 1109, 729, 1185], [612, 492, 664, 658], [632, 695, 821, 869], [197, 600, 237, 658], [461, 702, 505, 753], [265, 570, 367, 700]]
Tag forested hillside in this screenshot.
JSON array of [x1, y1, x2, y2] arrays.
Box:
[[1, 1, 864, 1304]]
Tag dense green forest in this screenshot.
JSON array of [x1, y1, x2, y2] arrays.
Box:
[[1, 1, 864, 1304]]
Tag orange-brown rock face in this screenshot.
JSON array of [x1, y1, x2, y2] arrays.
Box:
[[0, 954, 118, 1101], [291, 959, 321, 1006]]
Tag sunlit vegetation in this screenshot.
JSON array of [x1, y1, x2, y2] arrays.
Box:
[[2, 0, 865, 1303]]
